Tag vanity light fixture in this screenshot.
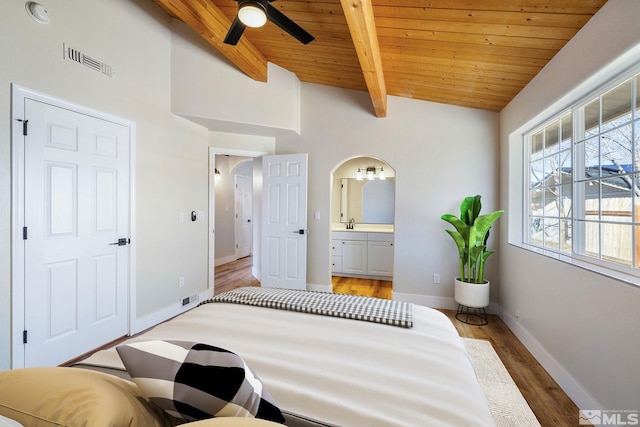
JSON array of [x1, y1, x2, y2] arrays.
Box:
[[356, 166, 388, 180], [356, 168, 363, 181], [366, 167, 376, 180]]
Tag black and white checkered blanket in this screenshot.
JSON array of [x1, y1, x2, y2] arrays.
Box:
[[201, 287, 414, 328]]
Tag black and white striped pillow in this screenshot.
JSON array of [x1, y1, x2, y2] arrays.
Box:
[[116, 340, 285, 424]]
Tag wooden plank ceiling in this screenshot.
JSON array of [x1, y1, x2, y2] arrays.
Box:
[[152, 0, 608, 117]]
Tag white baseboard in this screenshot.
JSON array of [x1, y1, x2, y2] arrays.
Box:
[[131, 289, 210, 335], [392, 292, 501, 315], [307, 283, 332, 293], [500, 309, 602, 412], [215, 254, 238, 267]]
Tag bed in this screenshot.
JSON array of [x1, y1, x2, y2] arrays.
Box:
[[72, 287, 496, 427]]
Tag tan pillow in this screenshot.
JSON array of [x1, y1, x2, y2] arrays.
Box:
[[186, 419, 284, 426], [0, 367, 176, 427]]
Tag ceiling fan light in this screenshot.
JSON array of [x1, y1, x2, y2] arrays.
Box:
[[238, 3, 267, 28]]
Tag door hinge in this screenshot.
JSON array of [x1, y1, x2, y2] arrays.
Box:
[[23, 226, 28, 240], [17, 119, 28, 136], [23, 330, 28, 344]]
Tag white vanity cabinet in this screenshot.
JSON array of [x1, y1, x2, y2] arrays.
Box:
[[367, 233, 394, 276], [332, 231, 393, 278], [331, 239, 343, 273], [342, 239, 368, 275]]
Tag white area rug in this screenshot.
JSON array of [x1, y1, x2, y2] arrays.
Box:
[[463, 338, 541, 427]]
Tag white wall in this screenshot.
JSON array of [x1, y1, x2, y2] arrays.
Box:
[[277, 83, 500, 302], [500, 0, 640, 412], [0, 0, 210, 369], [171, 20, 301, 136], [214, 155, 254, 264], [214, 155, 237, 261]]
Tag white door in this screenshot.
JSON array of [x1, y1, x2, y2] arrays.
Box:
[[261, 154, 308, 289], [23, 98, 130, 367], [235, 174, 252, 258]]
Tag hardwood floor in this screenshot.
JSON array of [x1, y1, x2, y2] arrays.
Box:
[[214, 256, 260, 295], [215, 257, 580, 426], [331, 275, 392, 299]]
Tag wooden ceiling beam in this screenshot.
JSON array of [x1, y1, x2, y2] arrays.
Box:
[[153, 0, 267, 82], [340, 0, 387, 118]]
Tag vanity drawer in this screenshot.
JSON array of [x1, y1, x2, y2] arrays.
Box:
[[367, 232, 394, 242], [331, 239, 342, 256], [332, 231, 367, 240]]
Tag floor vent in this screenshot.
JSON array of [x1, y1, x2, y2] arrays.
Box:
[[181, 293, 199, 307], [63, 43, 115, 78]]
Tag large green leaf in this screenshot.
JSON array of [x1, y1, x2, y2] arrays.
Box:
[[460, 195, 482, 226]]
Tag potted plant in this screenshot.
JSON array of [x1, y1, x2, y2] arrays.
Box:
[[441, 195, 504, 309]]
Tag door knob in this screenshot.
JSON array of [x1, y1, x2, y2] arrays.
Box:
[[109, 238, 130, 246]]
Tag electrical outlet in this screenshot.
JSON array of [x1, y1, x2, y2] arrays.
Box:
[[433, 273, 440, 284], [179, 276, 185, 288], [516, 310, 521, 319]]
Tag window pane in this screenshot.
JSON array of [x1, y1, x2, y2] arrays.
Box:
[[602, 80, 632, 131], [583, 220, 600, 258], [579, 137, 600, 179], [560, 219, 572, 254], [560, 114, 572, 150], [601, 177, 632, 222], [544, 122, 559, 155], [635, 76, 640, 117], [635, 120, 640, 170], [531, 159, 545, 187], [543, 186, 559, 216], [529, 217, 544, 246], [577, 180, 600, 220], [530, 189, 544, 215], [531, 131, 543, 157], [559, 150, 572, 182], [559, 184, 572, 218], [601, 124, 633, 168], [543, 218, 560, 251], [544, 154, 560, 184], [601, 223, 632, 266], [584, 99, 600, 137]]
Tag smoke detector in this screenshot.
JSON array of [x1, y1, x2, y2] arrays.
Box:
[[25, 2, 50, 24]]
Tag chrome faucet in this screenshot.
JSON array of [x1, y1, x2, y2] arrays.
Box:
[[347, 218, 355, 230]]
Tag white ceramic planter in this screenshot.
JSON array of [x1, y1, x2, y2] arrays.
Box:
[[454, 278, 490, 308]]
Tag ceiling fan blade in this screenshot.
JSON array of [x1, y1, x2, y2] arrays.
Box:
[[266, 3, 314, 44], [224, 16, 246, 45]]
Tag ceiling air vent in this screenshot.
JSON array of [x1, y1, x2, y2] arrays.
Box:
[[63, 43, 115, 78]]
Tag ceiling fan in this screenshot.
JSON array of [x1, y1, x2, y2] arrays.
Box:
[[223, 0, 315, 46]]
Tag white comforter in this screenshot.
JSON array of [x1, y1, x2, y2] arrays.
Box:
[[81, 302, 495, 427]]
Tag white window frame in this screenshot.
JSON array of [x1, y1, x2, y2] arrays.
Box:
[[523, 64, 640, 280]]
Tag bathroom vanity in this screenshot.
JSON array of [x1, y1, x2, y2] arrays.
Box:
[[331, 228, 394, 278]]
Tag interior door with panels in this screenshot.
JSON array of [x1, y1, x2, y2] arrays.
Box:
[[261, 153, 308, 289], [22, 98, 131, 367]]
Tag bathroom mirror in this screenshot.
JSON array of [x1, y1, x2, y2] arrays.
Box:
[[332, 157, 395, 224]]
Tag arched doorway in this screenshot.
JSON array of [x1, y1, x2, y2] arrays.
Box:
[[331, 157, 396, 298]]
